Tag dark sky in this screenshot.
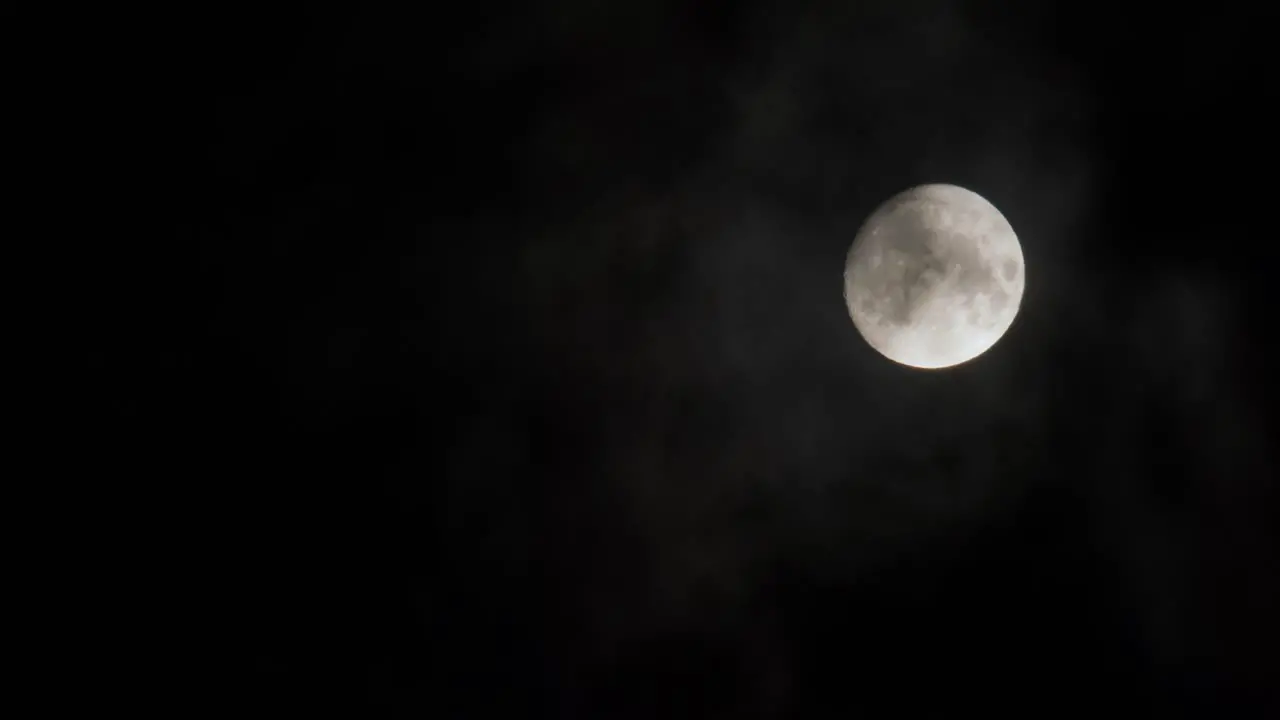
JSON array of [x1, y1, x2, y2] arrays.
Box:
[[155, 2, 1278, 716]]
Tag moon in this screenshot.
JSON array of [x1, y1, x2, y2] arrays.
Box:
[[843, 184, 1025, 369]]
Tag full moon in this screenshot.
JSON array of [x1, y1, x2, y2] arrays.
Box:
[[843, 184, 1025, 369]]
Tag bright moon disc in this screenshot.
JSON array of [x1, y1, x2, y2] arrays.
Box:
[[843, 184, 1025, 369]]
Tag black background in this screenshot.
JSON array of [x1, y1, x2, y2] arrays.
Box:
[[140, 2, 1279, 716]]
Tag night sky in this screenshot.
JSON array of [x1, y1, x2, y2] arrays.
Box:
[[155, 2, 1278, 716]]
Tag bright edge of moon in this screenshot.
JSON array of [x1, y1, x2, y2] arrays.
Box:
[[843, 183, 1025, 369]]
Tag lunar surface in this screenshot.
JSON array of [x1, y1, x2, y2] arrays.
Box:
[[843, 184, 1025, 369]]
